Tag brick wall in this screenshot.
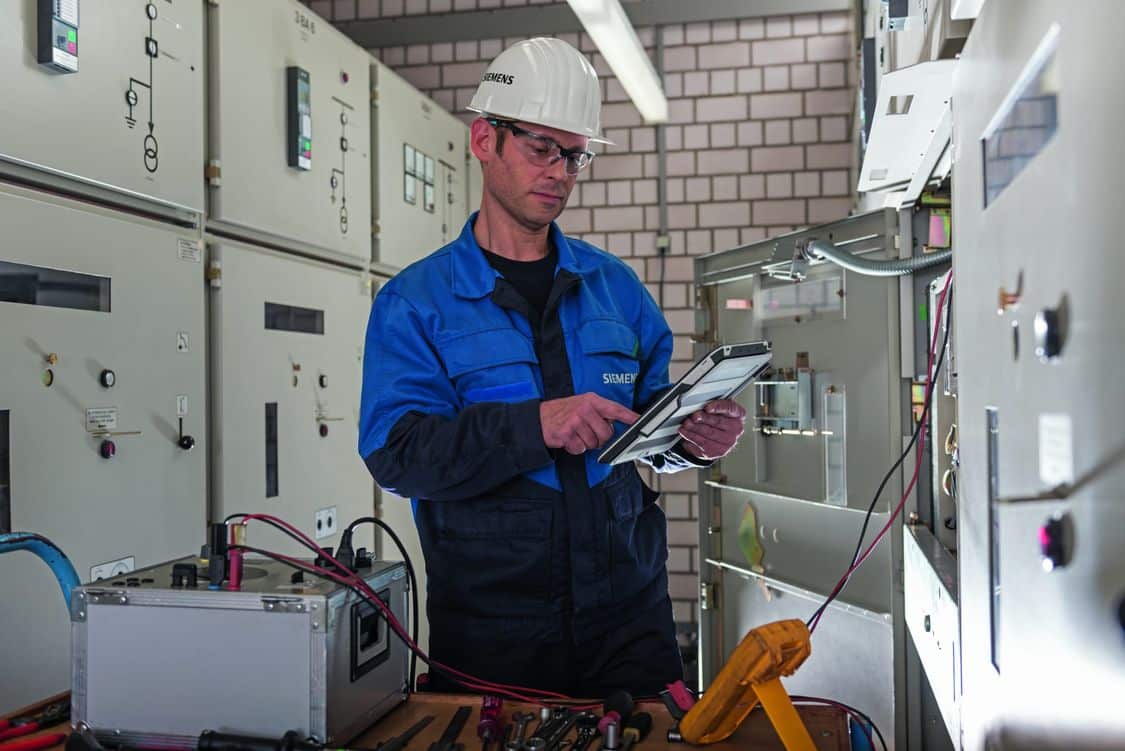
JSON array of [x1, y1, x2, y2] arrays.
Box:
[[307, 0, 857, 633]]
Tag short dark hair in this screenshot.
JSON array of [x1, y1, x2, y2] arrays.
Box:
[[494, 126, 507, 155]]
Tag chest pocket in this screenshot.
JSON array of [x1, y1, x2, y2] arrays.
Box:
[[441, 329, 540, 405], [578, 318, 640, 407]]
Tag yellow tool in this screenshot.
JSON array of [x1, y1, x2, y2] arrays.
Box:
[[678, 619, 815, 750]]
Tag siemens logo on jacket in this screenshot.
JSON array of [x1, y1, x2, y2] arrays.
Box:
[[603, 372, 637, 385], [481, 72, 515, 85]]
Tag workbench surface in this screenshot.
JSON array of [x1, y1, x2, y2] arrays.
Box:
[[8, 692, 853, 751], [355, 693, 852, 750]]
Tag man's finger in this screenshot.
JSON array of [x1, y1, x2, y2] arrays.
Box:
[[589, 416, 615, 446], [591, 395, 640, 425], [680, 421, 731, 443], [689, 411, 745, 429], [704, 399, 747, 419], [678, 433, 710, 460], [565, 437, 586, 455], [573, 421, 599, 452]]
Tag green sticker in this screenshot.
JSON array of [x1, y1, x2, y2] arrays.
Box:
[[737, 502, 765, 573]]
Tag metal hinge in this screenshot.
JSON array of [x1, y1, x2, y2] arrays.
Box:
[[700, 581, 720, 612], [207, 259, 222, 288], [205, 160, 222, 187], [72, 590, 129, 622], [261, 596, 308, 614]]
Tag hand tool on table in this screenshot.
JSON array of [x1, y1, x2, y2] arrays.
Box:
[[537, 709, 580, 751], [617, 714, 651, 751], [0, 702, 69, 744], [504, 712, 534, 751], [374, 716, 435, 751], [197, 717, 435, 751], [569, 713, 601, 751], [476, 697, 503, 751], [527, 709, 571, 750], [428, 706, 471, 751], [1, 734, 68, 751]]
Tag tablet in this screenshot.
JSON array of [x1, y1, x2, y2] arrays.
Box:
[[597, 340, 772, 465]]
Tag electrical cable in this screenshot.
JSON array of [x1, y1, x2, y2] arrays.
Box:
[[811, 291, 951, 629], [791, 695, 886, 751], [0, 532, 81, 605], [230, 513, 582, 704], [228, 542, 558, 703], [807, 272, 952, 632], [340, 517, 420, 692]]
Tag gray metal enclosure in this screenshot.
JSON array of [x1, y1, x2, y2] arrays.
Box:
[[0, 185, 207, 712], [206, 0, 372, 265], [695, 209, 919, 748], [952, 1, 1125, 747], [0, 0, 205, 220], [207, 239, 375, 558]]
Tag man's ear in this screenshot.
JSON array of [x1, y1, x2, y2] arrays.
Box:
[[469, 118, 495, 164]]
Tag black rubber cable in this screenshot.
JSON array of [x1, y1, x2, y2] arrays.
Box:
[[343, 517, 421, 692], [807, 286, 952, 629]]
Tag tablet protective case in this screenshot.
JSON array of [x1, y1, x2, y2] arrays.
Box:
[[598, 340, 772, 465]]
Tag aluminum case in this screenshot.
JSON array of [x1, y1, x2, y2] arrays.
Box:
[[71, 557, 409, 747]]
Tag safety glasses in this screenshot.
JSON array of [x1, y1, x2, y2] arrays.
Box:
[[487, 119, 596, 176]]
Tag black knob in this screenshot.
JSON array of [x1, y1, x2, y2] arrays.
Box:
[[604, 690, 635, 724], [355, 547, 372, 568], [1034, 307, 1062, 361], [171, 562, 198, 588], [99, 369, 116, 388], [1038, 515, 1070, 571], [99, 440, 116, 459], [318, 374, 328, 388], [179, 434, 196, 451], [290, 569, 305, 584], [319, 423, 329, 438]]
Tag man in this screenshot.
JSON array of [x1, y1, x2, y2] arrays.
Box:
[[359, 37, 746, 697]]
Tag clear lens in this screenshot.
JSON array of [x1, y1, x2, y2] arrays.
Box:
[[493, 120, 594, 175]]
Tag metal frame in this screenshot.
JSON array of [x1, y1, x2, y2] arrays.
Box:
[[694, 207, 914, 747]]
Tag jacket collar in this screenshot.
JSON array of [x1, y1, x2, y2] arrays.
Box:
[[451, 212, 587, 299]]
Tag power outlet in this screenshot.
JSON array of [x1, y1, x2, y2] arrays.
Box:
[[90, 555, 136, 582], [314, 506, 337, 540]]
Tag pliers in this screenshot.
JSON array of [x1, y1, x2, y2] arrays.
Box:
[[0, 701, 69, 751]]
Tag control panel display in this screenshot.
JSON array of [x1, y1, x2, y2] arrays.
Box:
[[287, 66, 312, 170]]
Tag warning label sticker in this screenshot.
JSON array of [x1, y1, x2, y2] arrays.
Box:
[[178, 238, 202, 263], [86, 407, 119, 432]]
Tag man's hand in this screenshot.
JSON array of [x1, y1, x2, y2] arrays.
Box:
[[540, 393, 639, 456], [678, 399, 747, 461]]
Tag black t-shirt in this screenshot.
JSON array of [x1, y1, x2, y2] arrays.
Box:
[[481, 244, 558, 321]]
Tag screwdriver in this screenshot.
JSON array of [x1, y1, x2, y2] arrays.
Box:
[[476, 696, 503, 751], [429, 706, 472, 751], [617, 713, 652, 751]]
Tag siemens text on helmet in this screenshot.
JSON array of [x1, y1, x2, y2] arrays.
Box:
[[481, 72, 515, 85]]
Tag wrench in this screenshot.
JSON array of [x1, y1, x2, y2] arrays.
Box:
[[505, 712, 536, 751], [569, 713, 601, 751]]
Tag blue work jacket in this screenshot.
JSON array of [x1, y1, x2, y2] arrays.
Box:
[[358, 215, 698, 644]]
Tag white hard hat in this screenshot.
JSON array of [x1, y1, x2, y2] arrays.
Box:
[[467, 37, 612, 144]]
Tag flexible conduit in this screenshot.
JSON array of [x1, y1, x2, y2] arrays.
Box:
[[807, 239, 952, 277]]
